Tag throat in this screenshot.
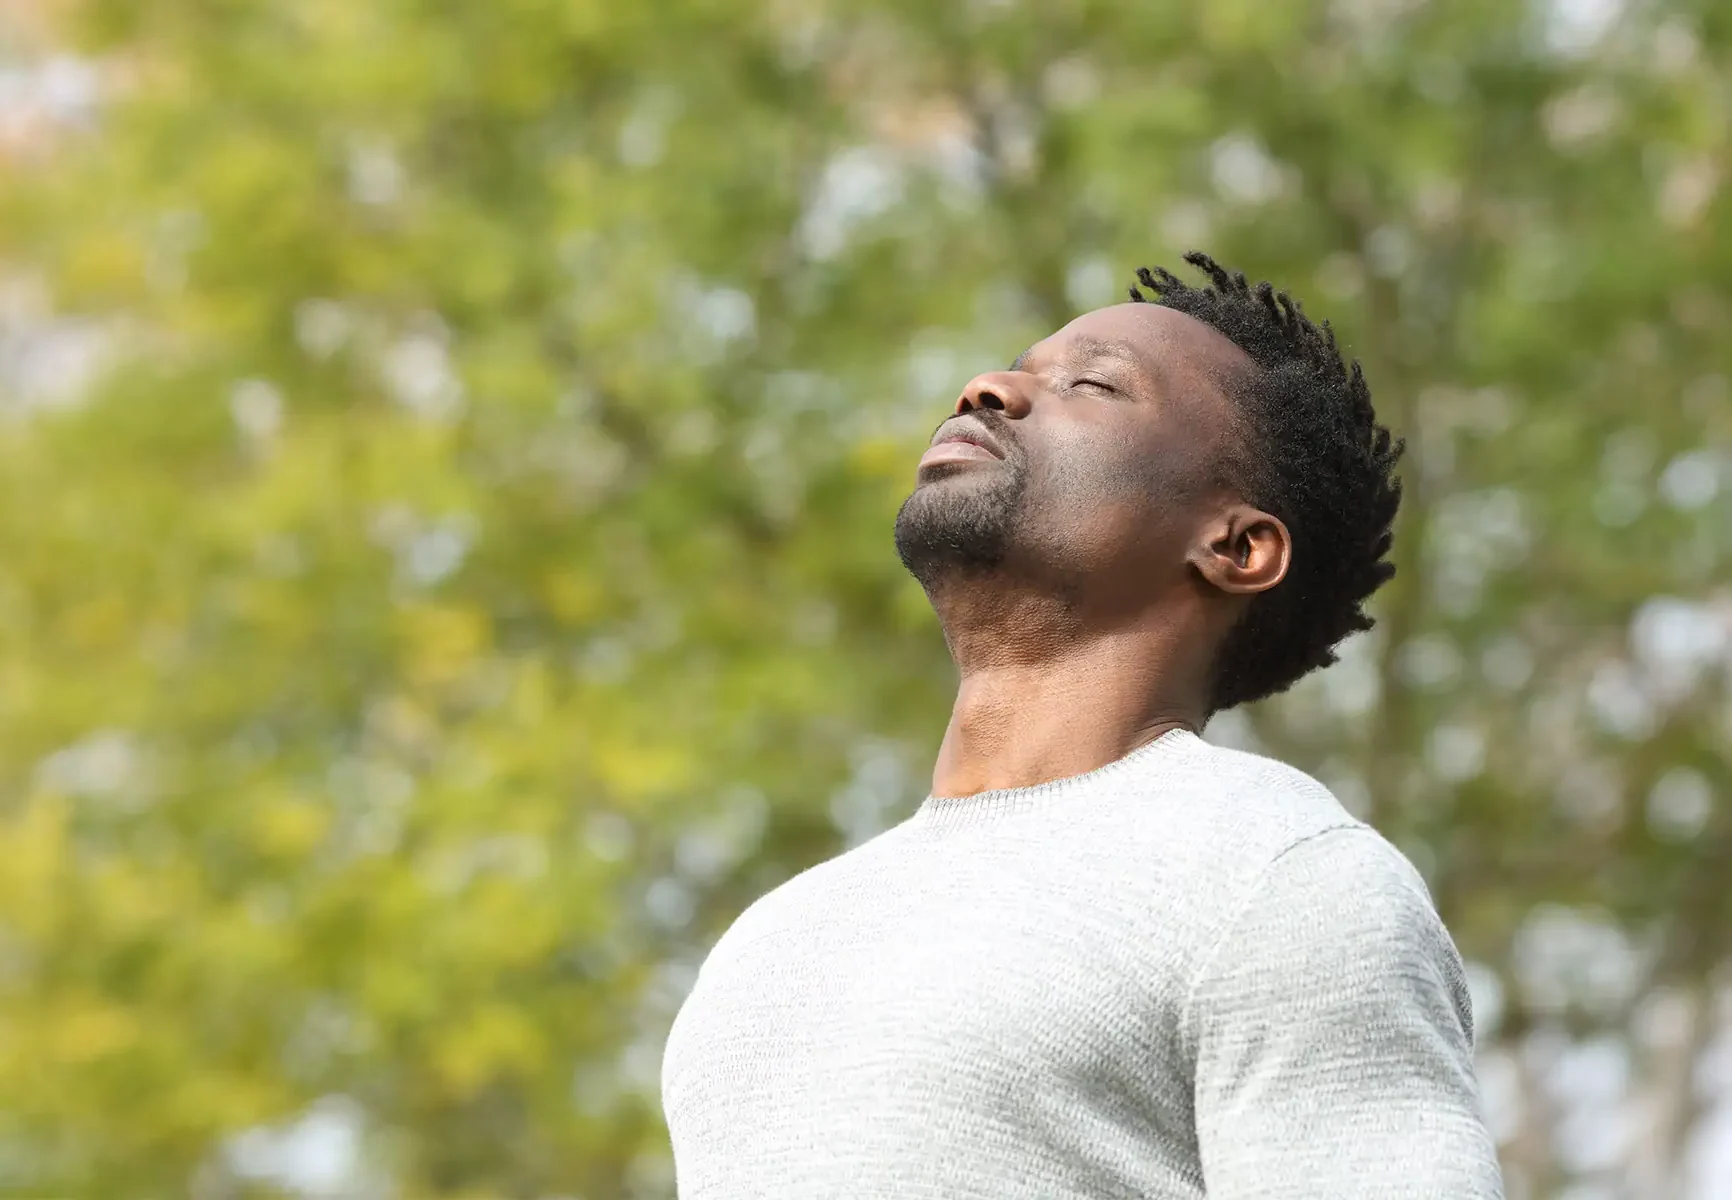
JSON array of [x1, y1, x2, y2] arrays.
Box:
[[929, 657, 1201, 798]]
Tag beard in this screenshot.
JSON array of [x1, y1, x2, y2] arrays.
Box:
[[893, 453, 1029, 593]]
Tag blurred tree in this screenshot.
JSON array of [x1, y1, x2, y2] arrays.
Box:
[[0, 0, 1729, 1197]]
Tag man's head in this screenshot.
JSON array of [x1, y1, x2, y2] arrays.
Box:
[[893, 252, 1403, 714]]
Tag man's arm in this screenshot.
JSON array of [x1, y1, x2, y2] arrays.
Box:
[[1187, 826, 1503, 1199]]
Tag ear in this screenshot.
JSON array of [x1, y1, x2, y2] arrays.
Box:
[[1188, 505, 1290, 596]]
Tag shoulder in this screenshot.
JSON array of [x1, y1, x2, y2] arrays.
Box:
[[1128, 732, 1370, 881], [1251, 823, 1444, 943], [1181, 739, 1440, 914], [1197, 738, 1349, 815], [1136, 739, 1464, 1010], [1187, 823, 1472, 1043], [1206, 816, 1448, 956], [1081, 733, 1433, 960]]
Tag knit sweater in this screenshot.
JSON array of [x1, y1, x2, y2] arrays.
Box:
[[660, 728, 1503, 1198]]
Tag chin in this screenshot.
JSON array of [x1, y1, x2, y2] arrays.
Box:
[[894, 464, 1025, 582]]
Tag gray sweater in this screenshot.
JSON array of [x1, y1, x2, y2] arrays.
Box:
[[660, 728, 1503, 1198]]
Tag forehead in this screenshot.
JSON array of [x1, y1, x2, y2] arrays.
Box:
[[1020, 303, 1253, 386]]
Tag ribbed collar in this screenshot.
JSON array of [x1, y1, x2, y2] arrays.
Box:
[[910, 728, 1205, 832]]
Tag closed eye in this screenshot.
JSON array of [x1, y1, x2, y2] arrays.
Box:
[[1073, 376, 1118, 395]]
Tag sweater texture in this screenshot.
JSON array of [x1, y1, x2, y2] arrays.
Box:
[[660, 729, 1503, 1198]]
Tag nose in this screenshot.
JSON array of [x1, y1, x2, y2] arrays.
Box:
[[955, 371, 1033, 418]]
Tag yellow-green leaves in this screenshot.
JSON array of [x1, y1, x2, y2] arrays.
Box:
[[1, 0, 1728, 1196]]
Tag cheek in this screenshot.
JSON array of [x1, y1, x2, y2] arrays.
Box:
[[1038, 421, 1188, 506], [1039, 420, 1219, 567], [1029, 425, 1201, 555]]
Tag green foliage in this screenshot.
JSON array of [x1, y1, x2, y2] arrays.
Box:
[[0, 0, 1729, 1195]]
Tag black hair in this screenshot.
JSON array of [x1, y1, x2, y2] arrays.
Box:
[[1128, 251, 1403, 713]]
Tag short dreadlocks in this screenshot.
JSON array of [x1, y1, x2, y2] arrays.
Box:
[[1128, 252, 1403, 713]]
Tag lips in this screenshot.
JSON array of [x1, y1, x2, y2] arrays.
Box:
[[918, 440, 999, 469], [919, 421, 1005, 471]]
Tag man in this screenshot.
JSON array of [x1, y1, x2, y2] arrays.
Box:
[[660, 254, 1503, 1198]]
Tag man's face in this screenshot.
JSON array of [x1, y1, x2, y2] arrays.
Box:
[[894, 303, 1248, 605]]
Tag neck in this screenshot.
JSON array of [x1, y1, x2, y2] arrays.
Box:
[[926, 588, 1215, 799]]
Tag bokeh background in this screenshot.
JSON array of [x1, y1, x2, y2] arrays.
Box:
[[1, 0, 1730, 1196]]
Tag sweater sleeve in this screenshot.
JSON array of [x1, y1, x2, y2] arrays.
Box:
[[1187, 826, 1504, 1199]]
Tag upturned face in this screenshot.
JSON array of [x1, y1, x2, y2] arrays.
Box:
[[894, 302, 1254, 610]]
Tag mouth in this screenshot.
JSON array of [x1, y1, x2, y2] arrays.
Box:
[[918, 422, 1005, 472]]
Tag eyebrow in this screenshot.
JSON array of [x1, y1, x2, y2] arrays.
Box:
[[1010, 336, 1140, 374]]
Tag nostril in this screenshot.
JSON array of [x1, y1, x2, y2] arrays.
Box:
[[956, 378, 1011, 415]]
